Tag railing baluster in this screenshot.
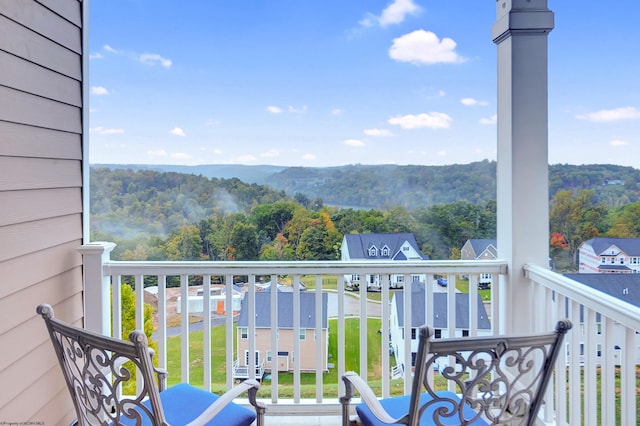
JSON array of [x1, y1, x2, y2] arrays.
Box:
[[269, 273, 278, 403], [157, 275, 167, 371], [381, 273, 390, 398], [315, 274, 323, 403], [180, 274, 189, 383], [225, 274, 234, 390], [203, 274, 211, 392], [293, 274, 301, 403]]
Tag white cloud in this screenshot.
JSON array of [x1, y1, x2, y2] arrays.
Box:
[[388, 112, 452, 129], [480, 114, 497, 125], [461, 98, 488, 106], [331, 108, 344, 116], [266, 106, 283, 114], [302, 153, 317, 160], [171, 153, 191, 160], [344, 139, 366, 147], [237, 154, 257, 162], [364, 128, 394, 137], [389, 30, 464, 65], [140, 53, 172, 69], [91, 86, 109, 95], [288, 105, 308, 114], [260, 149, 280, 158], [576, 107, 640, 122], [103, 45, 118, 53], [610, 139, 630, 147], [90, 126, 124, 135], [206, 118, 221, 126], [379, 0, 421, 27], [436, 150, 447, 156], [361, 0, 420, 28], [169, 127, 186, 137], [90, 52, 104, 60], [147, 149, 168, 157]]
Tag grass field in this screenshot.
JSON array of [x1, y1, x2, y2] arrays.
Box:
[[165, 316, 417, 398]]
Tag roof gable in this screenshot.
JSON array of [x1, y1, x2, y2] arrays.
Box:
[[343, 233, 427, 260], [583, 238, 640, 256]]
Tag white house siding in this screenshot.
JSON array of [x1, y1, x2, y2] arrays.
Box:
[[0, 1, 85, 424]]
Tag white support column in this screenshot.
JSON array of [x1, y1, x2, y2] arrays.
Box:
[[78, 242, 116, 334], [493, 0, 554, 334]]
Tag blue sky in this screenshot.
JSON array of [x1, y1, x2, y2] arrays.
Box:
[[89, 1, 640, 168]]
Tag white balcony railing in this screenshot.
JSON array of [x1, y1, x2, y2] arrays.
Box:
[[80, 242, 639, 424]]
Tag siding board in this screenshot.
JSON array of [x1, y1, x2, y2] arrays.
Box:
[[0, 215, 82, 262], [37, 0, 82, 27], [0, 288, 83, 372], [0, 240, 83, 300], [0, 187, 82, 227], [0, 268, 82, 336], [0, 50, 81, 106], [0, 86, 81, 132], [0, 157, 81, 191], [0, 14, 81, 79], [0, 121, 81, 159], [0, 0, 81, 53]]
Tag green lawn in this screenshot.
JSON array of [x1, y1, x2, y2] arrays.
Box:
[[164, 317, 409, 398]]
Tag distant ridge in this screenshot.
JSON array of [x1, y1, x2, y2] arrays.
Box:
[[92, 162, 640, 210], [93, 163, 287, 185]]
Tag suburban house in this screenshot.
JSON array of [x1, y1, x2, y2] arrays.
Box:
[[340, 233, 428, 290], [235, 290, 329, 379], [389, 283, 492, 376], [460, 239, 497, 288], [564, 273, 640, 365], [578, 237, 640, 273]]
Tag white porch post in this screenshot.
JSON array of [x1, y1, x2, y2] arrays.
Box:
[[493, 0, 553, 334], [78, 242, 116, 334]]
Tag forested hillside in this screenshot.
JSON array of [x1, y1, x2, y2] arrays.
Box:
[[89, 164, 640, 270], [95, 161, 640, 210]]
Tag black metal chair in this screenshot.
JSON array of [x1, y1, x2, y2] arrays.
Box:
[[341, 320, 572, 426], [37, 304, 266, 425]]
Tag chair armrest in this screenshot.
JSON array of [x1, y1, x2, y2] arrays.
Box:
[[185, 379, 266, 426], [341, 371, 405, 425], [154, 367, 168, 392]]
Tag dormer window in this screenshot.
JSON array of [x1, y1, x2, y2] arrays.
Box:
[[368, 246, 378, 257], [381, 245, 390, 257]]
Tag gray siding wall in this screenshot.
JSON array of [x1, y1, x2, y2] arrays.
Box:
[[0, 0, 84, 423]]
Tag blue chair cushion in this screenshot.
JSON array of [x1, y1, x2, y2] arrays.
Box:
[[356, 390, 488, 426], [117, 383, 257, 426]]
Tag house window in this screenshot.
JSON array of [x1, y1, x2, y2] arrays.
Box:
[[299, 329, 306, 340], [601, 257, 606, 263], [381, 246, 389, 256], [240, 327, 248, 339], [397, 275, 405, 283], [245, 350, 260, 365], [597, 344, 602, 357], [412, 275, 420, 282], [403, 246, 409, 251], [411, 352, 417, 366], [266, 351, 272, 362], [434, 329, 442, 339], [462, 330, 469, 337], [597, 323, 602, 334], [352, 274, 360, 281], [369, 246, 378, 257], [411, 328, 416, 340]]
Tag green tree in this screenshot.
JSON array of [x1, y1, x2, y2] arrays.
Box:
[[229, 222, 259, 260], [605, 202, 640, 238], [550, 190, 607, 269], [164, 225, 203, 260]]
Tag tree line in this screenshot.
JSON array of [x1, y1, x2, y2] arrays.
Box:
[[91, 167, 640, 273]]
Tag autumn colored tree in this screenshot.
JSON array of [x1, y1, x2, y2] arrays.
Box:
[[550, 190, 607, 269], [605, 202, 640, 238]]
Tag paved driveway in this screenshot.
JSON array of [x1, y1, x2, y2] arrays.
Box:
[[326, 291, 382, 318]]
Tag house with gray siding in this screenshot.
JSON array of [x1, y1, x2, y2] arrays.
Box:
[[0, 1, 87, 423]]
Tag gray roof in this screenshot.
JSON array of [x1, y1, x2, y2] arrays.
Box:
[[393, 284, 491, 329], [468, 239, 497, 257], [237, 292, 328, 329], [582, 237, 640, 256], [343, 233, 428, 260], [564, 273, 640, 309], [597, 264, 632, 271]]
